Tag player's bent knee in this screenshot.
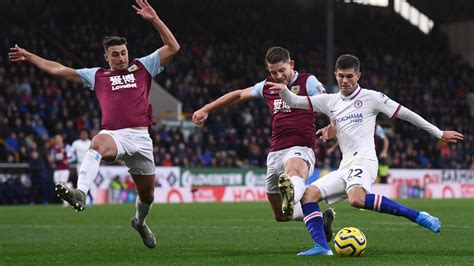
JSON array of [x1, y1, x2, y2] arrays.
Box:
[[90, 135, 117, 158], [348, 197, 365, 208], [347, 187, 367, 208], [90, 137, 108, 154], [301, 186, 321, 204]]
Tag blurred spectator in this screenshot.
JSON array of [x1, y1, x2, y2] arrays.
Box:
[[29, 150, 49, 204]]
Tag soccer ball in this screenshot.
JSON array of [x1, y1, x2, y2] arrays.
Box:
[[334, 227, 367, 256]]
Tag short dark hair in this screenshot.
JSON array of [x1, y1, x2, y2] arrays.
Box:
[[103, 36, 127, 51], [265, 46, 290, 65], [335, 54, 360, 72], [79, 128, 90, 136]]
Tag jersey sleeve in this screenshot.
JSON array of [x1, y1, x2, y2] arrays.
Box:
[[308, 94, 332, 115], [137, 50, 165, 77], [76, 67, 100, 90], [372, 91, 401, 119], [306, 75, 326, 96], [251, 80, 265, 99]]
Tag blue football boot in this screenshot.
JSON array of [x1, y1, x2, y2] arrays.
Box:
[[416, 211, 441, 233], [297, 244, 333, 256]]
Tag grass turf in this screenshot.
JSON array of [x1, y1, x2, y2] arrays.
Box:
[[1, 199, 473, 265]]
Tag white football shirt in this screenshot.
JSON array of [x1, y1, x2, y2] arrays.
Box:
[[71, 139, 92, 164], [308, 86, 400, 166]]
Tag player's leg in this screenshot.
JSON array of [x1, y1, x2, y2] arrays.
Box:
[[348, 186, 440, 232], [130, 173, 156, 249], [56, 133, 117, 211], [265, 151, 292, 221], [279, 157, 307, 216], [77, 165, 94, 206], [127, 129, 157, 248], [297, 171, 345, 256], [266, 149, 335, 242], [265, 154, 310, 222], [77, 133, 117, 192], [279, 147, 314, 216], [267, 193, 302, 222], [267, 192, 335, 244], [345, 160, 440, 233]]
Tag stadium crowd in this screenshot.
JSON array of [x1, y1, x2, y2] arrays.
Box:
[[0, 0, 472, 203]]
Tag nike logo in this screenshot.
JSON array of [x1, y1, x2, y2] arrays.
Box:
[[331, 110, 337, 113]]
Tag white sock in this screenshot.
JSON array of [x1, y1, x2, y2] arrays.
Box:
[[290, 175, 305, 203], [77, 149, 102, 194], [291, 201, 304, 221], [135, 198, 152, 226]]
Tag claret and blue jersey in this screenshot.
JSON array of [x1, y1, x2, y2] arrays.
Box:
[[75, 50, 164, 130]]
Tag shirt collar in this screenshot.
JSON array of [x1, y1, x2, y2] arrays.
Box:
[[288, 71, 298, 86], [339, 85, 361, 101]]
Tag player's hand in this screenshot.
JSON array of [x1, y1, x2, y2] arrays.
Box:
[[379, 151, 388, 159], [316, 119, 337, 142], [266, 81, 287, 94], [192, 109, 209, 126], [8, 44, 29, 63], [132, 0, 158, 21], [441, 130, 464, 143]]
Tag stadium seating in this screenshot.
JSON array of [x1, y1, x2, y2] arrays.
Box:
[[0, 0, 472, 177]]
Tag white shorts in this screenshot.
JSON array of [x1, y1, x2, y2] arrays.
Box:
[[265, 146, 315, 194], [312, 158, 378, 205], [54, 169, 70, 184], [98, 128, 155, 175]]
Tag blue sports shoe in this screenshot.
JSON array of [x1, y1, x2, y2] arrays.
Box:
[[297, 244, 333, 256], [416, 211, 441, 233]]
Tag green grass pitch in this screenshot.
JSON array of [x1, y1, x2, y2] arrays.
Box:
[[1, 199, 474, 265]]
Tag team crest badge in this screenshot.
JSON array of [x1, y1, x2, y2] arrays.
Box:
[[290, 85, 300, 94], [127, 64, 138, 72], [354, 100, 363, 108]]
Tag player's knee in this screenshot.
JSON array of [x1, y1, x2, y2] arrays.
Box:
[[90, 135, 117, 156], [90, 137, 107, 154], [301, 186, 321, 204], [284, 158, 308, 177], [348, 196, 365, 208], [139, 193, 154, 204]]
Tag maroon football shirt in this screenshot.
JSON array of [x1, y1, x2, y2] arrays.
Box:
[[51, 144, 69, 170], [92, 60, 153, 130], [262, 73, 318, 152]]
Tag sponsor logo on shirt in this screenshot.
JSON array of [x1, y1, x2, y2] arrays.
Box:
[[273, 99, 291, 113], [336, 113, 363, 123], [110, 74, 137, 91]]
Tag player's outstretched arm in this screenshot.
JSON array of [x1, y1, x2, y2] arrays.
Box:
[[133, 0, 180, 65], [192, 87, 254, 125], [8, 44, 82, 84], [267, 81, 311, 110], [396, 107, 464, 143]]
